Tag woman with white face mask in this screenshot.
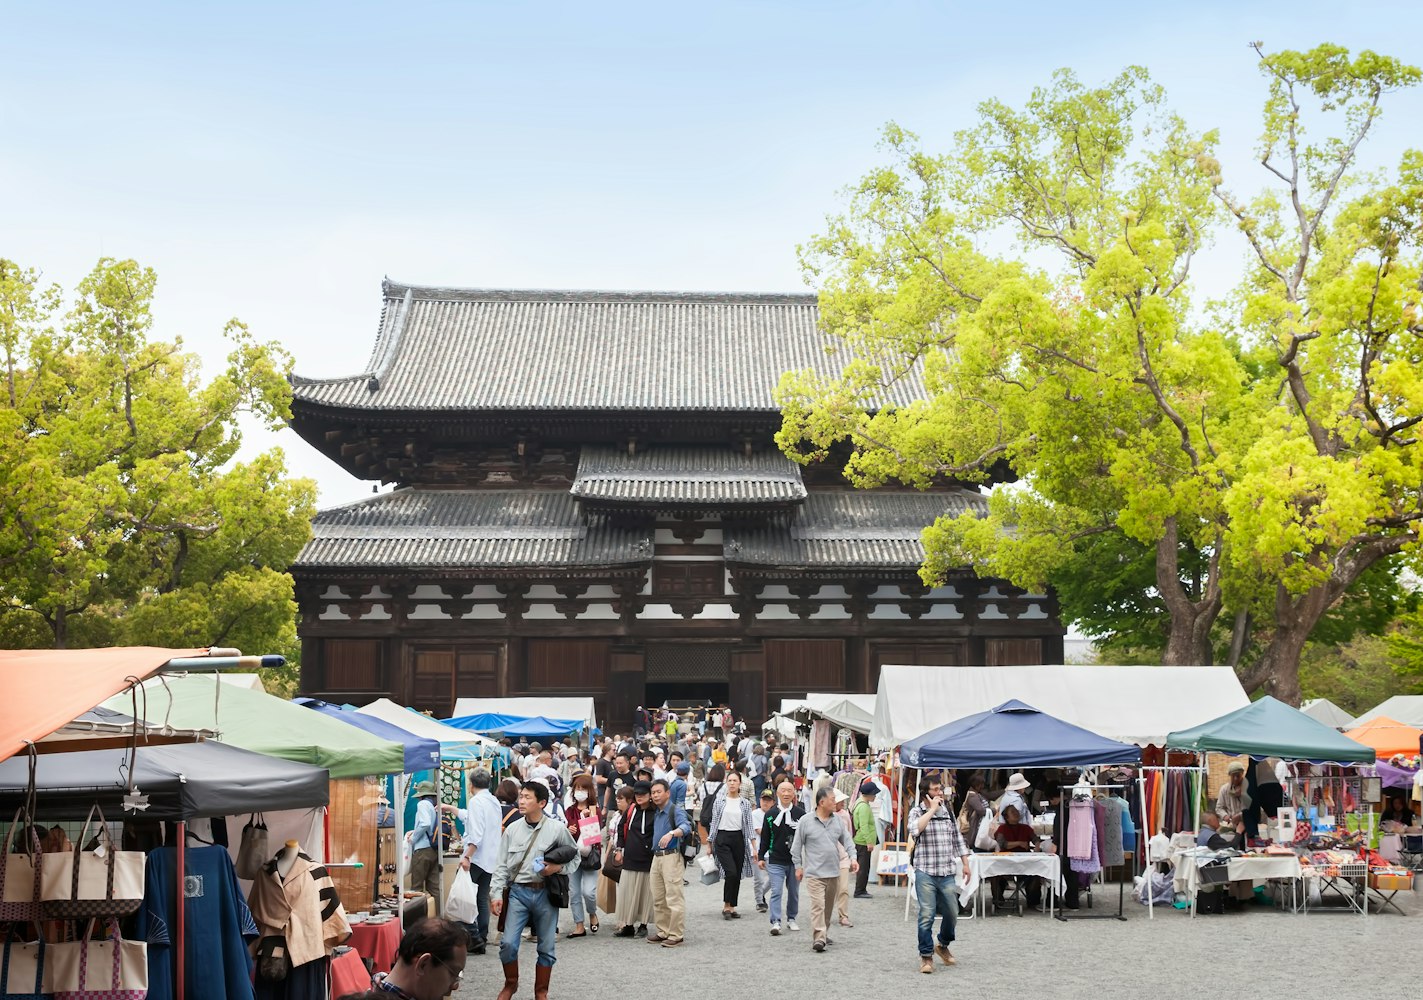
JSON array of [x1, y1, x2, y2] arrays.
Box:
[[565, 773, 603, 936]]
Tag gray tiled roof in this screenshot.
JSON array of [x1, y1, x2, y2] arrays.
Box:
[[571, 447, 807, 505], [724, 491, 987, 569], [294, 489, 651, 571], [290, 281, 922, 412]]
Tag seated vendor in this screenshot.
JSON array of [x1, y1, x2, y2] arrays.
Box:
[[1215, 761, 1250, 834], [1196, 812, 1230, 849], [1381, 795, 1416, 828], [991, 805, 1042, 908]]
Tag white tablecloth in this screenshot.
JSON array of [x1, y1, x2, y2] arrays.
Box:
[[958, 853, 1063, 907]]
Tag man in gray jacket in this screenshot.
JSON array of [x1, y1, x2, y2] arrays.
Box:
[[490, 780, 577, 1000], [792, 786, 859, 953]]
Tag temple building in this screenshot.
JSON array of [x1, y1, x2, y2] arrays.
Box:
[[288, 281, 1064, 728]]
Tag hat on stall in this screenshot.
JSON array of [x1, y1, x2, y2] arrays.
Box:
[[415, 780, 437, 798], [1227, 760, 1246, 775], [1005, 772, 1031, 792], [858, 781, 880, 798]]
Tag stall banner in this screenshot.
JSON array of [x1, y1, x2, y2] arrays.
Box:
[[0, 811, 43, 923], [0, 931, 46, 1000], [45, 921, 146, 999], [39, 807, 142, 920], [876, 846, 909, 876]]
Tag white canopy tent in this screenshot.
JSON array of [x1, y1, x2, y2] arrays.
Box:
[[778, 693, 877, 735], [1299, 698, 1357, 730], [451, 696, 598, 734], [870, 664, 1250, 749], [354, 698, 502, 761], [1351, 695, 1423, 729], [762, 713, 800, 740]]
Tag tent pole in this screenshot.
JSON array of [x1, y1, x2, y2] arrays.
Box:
[[896, 759, 905, 898], [175, 821, 186, 1000], [1140, 777, 1152, 920], [395, 775, 407, 909]]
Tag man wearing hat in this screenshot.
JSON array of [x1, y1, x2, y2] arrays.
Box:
[[408, 779, 442, 912], [851, 782, 880, 898], [1216, 761, 1251, 831]]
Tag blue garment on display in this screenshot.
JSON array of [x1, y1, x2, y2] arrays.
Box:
[[136, 845, 259, 1000]]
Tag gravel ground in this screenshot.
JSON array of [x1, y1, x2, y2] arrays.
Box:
[[474, 872, 1420, 999]]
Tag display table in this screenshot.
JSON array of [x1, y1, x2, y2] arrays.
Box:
[[329, 948, 372, 1000], [348, 917, 402, 974], [958, 853, 1063, 918], [1302, 862, 1369, 916], [1182, 854, 1302, 918]]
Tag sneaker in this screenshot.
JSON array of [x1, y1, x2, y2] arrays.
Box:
[[853, 891, 873, 899], [812, 940, 826, 953], [935, 944, 956, 967], [635, 925, 647, 939], [786, 919, 800, 932], [769, 923, 781, 936], [756, 903, 768, 912], [920, 957, 934, 975]]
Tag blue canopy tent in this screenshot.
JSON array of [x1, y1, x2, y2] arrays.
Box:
[[900, 699, 1143, 769], [443, 712, 585, 741], [294, 697, 440, 773]]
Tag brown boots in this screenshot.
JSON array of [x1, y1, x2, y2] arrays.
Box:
[[534, 964, 551, 1000], [496, 961, 519, 1000]]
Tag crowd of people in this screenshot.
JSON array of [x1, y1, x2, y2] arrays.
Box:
[[380, 716, 1142, 996]]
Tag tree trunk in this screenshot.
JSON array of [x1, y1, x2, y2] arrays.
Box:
[[1238, 582, 1333, 705], [1156, 518, 1221, 665], [52, 606, 67, 649]]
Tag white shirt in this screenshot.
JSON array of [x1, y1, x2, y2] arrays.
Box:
[[718, 795, 746, 832], [460, 789, 505, 873], [751, 807, 766, 851]]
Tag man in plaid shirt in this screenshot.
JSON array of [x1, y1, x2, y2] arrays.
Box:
[[908, 777, 970, 975]]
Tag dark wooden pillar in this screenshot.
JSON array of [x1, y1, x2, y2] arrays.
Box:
[[730, 645, 766, 722], [608, 647, 645, 733]]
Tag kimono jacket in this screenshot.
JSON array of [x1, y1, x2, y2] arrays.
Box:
[[247, 852, 351, 969]]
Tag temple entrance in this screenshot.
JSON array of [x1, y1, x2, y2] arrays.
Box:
[[644, 643, 731, 717]]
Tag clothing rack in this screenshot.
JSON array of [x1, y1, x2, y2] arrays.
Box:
[[1055, 783, 1127, 923], [1136, 764, 1202, 920]]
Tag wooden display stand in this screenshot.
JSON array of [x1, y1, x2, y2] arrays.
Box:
[[877, 841, 910, 886]]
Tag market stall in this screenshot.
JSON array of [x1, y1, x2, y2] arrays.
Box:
[[897, 700, 1142, 920], [1300, 698, 1356, 730], [1352, 695, 1423, 729], [1345, 717, 1423, 759], [450, 695, 597, 736], [1166, 696, 1384, 918]]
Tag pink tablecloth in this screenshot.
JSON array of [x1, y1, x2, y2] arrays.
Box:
[[329, 949, 371, 1000], [348, 918, 401, 975]]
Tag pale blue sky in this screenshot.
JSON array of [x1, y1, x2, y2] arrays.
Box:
[[4, 2, 1420, 504]]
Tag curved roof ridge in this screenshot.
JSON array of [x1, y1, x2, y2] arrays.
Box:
[[380, 278, 818, 305]]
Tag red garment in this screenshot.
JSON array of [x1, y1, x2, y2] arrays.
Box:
[[995, 823, 1036, 849]]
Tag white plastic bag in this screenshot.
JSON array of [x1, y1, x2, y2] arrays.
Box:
[[445, 871, 479, 923], [696, 853, 720, 885], [973, 812, 999, 852]]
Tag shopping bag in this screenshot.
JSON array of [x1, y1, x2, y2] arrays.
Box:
[[1, 810, 43, 923], [444, 871, 479, 924], [696, 854, 719, 886], [234, 814, 269, 880], [596, 873, 617, 916], [46, 921, 147, 999], [576, 817, 602, 846], [40, 806, 143, 920], [973, 812, 999, 852], [1, 928, 46, 1000]]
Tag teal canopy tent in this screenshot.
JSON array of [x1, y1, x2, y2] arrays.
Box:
[[1166, 696, 1375, 764]]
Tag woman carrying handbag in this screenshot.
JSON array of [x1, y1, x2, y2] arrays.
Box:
[[563, 775, 602, 938], [706, 770, 756, 919]]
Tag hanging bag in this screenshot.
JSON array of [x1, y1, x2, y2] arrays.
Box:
[[1, 810, 43, 924], [40, 806, 143, 920], [1, 926, 46, 1000], [47, 919, 147, 1000], [973, 810, 999, 852], [234, 814, 269, 880]]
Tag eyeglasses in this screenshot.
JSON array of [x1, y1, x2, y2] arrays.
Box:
[[431, 954, 464, 987]]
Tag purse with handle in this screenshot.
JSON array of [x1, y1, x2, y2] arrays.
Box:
[[234, 814, 269, 881], [1, 810, 43, 924], [40, 806, 143, 920], [46, 919, 147, 1000], [0, 926, 46, 1000]]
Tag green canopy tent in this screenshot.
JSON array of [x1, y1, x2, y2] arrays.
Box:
[[1166, 695, 1375, 765], [106, 673, 406, 778]]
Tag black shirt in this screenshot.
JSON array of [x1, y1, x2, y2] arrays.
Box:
[[620, 806, 655, 872], [759, 804, 805, 865]]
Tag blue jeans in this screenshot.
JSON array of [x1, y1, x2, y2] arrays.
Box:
[[766, 861, 799, 923], [468, 864, 492, 945], [569, 864, 598, 925], [915, 872, 958, 957], [499, 884, 559, 968]]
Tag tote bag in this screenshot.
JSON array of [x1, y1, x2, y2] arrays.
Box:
[[40, 806, 143, 920], [1, 810, 43, 923], [0, 930, 46, 1000], [234, 814, 269, 881], [46, 921, 147, 1000]]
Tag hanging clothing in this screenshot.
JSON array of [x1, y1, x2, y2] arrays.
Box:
[[1100, 796, 1126, 866], [1066, 799, 1095, 859], [248, 852, 351, 972], [808, 721, 832, 769], [135, 845, 259, 1000]]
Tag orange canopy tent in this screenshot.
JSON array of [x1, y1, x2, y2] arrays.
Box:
[[0, 646, 204, 763], [1344, 716, 1423, 758]]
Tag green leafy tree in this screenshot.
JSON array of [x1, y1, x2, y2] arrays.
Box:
[[778, 45, 1423, 704], [0, 257, 315, 658]]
